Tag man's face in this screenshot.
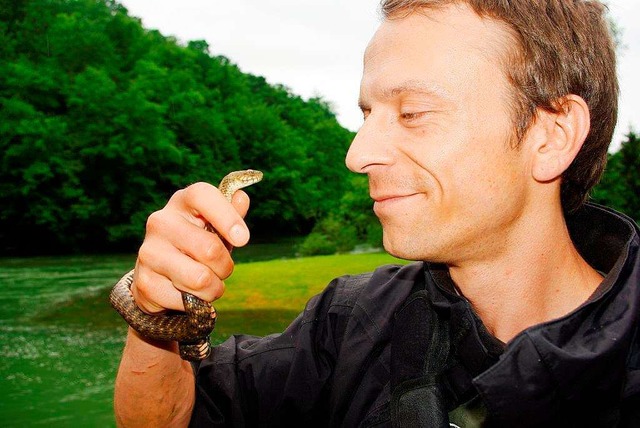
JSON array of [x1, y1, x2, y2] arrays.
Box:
[[346, 5, 531, 263]]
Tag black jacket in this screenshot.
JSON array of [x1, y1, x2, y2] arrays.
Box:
[[190, 204, 640, 427]]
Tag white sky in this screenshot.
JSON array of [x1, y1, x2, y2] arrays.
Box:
[[119, 0, 638, 152]]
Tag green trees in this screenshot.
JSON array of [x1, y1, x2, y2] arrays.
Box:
[[1, 1, 637, 256], [592, 131, 640, 223], [299, 175, 381, 256], [0, 0, 354, 255]]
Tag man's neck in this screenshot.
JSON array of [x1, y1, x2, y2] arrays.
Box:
[[447, 207, 603, 344]]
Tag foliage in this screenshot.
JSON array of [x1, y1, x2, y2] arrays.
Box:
[[592, 131, 640, 222], [0, 0, 354, 255], [299, 174, 381, 255], [2, 1, 636, 256], [298, 231, 339, 256]]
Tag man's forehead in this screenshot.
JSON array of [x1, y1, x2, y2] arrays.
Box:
[[361, 7, 515, 87], [362, 17, 409, 66]]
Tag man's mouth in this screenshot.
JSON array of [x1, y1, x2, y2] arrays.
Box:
[[371, 193, 422, 214], [370, 192, 421, 203]]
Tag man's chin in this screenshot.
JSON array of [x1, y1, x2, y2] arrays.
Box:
[[382, 236, 422, 262], [382, 233, 446, 264]]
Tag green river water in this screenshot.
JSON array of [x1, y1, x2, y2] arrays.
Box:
[[0, 254, 134, 427], [0, 240, 301, 427]]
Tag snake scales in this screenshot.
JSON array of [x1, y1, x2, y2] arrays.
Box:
[[110, 170, 263, 361]]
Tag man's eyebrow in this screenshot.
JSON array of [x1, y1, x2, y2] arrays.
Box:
[[359, 80, 451, 111], [383, 80, 451, 100]]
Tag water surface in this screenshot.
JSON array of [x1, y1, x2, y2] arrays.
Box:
[[0, 255, 134, 427], [0, 239, 302, 427]]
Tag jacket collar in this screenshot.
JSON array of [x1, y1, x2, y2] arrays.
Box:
[[468, 204, 640, 425], [419, 204, 639, 424]]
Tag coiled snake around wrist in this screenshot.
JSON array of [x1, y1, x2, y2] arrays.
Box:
[[110, 170, 263, 361]]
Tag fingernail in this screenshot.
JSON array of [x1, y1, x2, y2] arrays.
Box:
[[230, 224, 249, 246]]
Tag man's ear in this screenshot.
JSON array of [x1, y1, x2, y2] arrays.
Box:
[[529, 95, 590, 183]]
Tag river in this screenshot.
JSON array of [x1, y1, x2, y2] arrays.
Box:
[[0, 239, 301, 427], [0, 254, 134, 426]]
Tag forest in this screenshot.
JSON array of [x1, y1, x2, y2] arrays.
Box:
[[1, 0, 638, 256], [0, 0, 357, 255]]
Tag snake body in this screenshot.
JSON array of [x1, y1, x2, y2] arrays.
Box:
[[110, 170, 263, 361]]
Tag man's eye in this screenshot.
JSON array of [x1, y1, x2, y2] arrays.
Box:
[[400, 111, 425, 121]]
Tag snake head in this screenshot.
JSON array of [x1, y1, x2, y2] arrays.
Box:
[[224, 170, 263, 186], [219, 169, 264, 201]]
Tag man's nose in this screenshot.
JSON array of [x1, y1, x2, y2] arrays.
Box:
[[345, 113, 394, 173]]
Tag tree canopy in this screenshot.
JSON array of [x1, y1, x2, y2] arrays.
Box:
[[592, 131, 640, 224], [1, 0, 638, 257], [0, 0, 354, 255]]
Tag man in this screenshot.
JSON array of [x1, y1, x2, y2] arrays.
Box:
[[114, 1, 640, 426]]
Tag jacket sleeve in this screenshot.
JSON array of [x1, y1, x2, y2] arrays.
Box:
[[189, 273, 364, 427]]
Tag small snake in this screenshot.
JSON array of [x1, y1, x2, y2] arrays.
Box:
[[110, 170, 263, 361]]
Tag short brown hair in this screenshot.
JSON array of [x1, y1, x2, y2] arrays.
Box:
[[380, 0, 619, 212]]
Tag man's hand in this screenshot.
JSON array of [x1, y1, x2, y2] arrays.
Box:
[[114, 182, 253, 426], [131, 182, 252, 315]]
